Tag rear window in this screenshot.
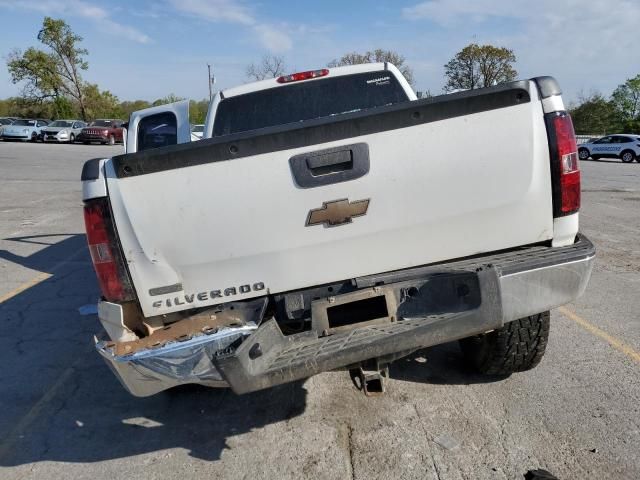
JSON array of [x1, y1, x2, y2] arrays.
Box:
[[213, 71, 410, 136], [13, 120, 36, 126], [137, 112, 177, 152]]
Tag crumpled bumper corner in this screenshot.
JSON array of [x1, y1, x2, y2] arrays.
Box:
[[95, 298, 269, 397], [96, 324, 258, 397]]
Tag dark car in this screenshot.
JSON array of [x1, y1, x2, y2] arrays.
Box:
[[78, 119, 125, 145]]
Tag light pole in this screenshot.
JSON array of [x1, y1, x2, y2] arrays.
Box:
[[207, 64, 213, 102]]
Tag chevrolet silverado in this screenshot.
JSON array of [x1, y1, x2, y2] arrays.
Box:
[[81, 63, 595, 397]]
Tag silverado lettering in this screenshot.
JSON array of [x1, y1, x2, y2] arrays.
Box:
[[151, 282, 265, 308]]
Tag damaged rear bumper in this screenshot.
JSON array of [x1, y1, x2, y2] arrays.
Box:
[[96, 235, 595, 396]]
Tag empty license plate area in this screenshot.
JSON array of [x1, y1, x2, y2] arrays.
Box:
[[310, 271, 482, 336], [311, 288, 398, 336], [328, 295, 388, 329]]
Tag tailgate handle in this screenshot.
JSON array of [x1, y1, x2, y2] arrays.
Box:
[[289, 143, 369, 189]]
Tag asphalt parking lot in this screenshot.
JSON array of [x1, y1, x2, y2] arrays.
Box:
[[0, 141, 639, 479]]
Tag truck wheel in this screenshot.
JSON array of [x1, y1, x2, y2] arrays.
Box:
[[108, 135, 115, 146], [621, 150, 636, 163], [459, 311, 550, 375], [578, 147, 590, 160]]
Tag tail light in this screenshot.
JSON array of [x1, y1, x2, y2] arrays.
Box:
[[277, 68, 329, 84], [83, 198, 135, 302], [545, 111, 580, 216]]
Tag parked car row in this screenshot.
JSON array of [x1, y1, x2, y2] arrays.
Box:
[[0, 117, 126, 145], [578, 134, 640, 163]]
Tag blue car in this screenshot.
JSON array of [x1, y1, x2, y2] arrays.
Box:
[[1, 119, 50, 142]]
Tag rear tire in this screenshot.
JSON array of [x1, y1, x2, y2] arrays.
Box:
[[621, 150, 636, 163], [459, 311, 550, 375]]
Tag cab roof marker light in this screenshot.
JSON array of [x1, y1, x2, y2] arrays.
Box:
[[277, 69, 329, 84]]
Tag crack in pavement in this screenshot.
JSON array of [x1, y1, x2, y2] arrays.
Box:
[[412, 403, 442, 480], [0, 356, 87, 463]]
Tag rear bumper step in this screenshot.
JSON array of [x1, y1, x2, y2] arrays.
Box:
[[96, 235, 595, 396]]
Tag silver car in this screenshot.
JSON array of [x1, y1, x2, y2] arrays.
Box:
[[0, 117, 14, 137], [2, 119, 49, 142], [40, 119, 87, 143]]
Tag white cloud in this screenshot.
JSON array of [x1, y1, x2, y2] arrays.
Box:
[[167, 0, 293, 52], [168, 0, 254, 25], [253, 24, 292, 52], [402, 0, 640, 99], [102, 19, 151, 44], [0, 0, 151, 43], [402, 0, 521, 24]]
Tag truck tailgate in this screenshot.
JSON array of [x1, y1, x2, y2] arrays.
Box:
[[106, 80, 553, 317]]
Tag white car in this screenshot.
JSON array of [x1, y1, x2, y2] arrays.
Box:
[[191, 124, 204, 141], [40, 119, 87, 143], [2, 119, 49, 141], [578, 134, 640, 163]]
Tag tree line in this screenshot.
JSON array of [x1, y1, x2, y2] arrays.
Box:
[[3, 17, 520, 122], [2, 17, 210, 123], [4, 16, 638, 136], [0, 95, 210, 124], [568, 76, 640, 134]]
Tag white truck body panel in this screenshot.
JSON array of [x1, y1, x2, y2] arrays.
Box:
[[105, 81, 554, 317]]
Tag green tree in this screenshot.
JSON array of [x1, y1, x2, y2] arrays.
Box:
[[189, 99, 209, 124], [52, 96, 75, 118], [83, 84, 123, 120], [118, 100, 152, 119], [611, 74, 640, 133], [152, 93, 185, 107], [246, 55, 287, 81], [7, 17, 90, 119], [328, 49, 414, 85], [569, 93, 619, 135], [444, 43, 517, 92], [0, 97, 54, 118]]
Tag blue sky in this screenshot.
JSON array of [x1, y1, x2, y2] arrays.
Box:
[[0, 0, 638, 103]]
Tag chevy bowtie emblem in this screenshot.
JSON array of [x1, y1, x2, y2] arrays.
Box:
[[306, 198, 370, 227]]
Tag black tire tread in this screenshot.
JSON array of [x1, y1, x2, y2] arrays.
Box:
[[460, 311, 550, 375]]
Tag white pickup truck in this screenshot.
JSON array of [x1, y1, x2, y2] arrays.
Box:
[[82, 63, 595, 397]]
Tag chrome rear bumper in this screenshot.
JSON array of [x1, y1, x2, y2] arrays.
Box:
[[96, 235, 595, 397]]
